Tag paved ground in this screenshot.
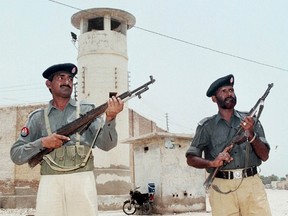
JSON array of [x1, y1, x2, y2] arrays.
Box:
[[0, 208, 211, 216], [99, 211, 210, 216], [0, 209, 210, 216], [0, 189, 287, 216]]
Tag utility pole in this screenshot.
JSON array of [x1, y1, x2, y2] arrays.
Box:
[[165, 113, 169, 132]]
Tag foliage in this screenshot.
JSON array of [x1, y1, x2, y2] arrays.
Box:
[[260, 174, 280, 185]]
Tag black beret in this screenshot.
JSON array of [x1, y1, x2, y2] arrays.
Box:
[[206, 74, 234, 97], [42, 63, 78, 80]]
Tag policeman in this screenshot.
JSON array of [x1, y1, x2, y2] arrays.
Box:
[[10, 63, 124, 216], [186, 74, 272, 216]]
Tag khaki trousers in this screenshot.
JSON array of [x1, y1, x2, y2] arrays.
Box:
[[36, 171, 98, 216], [209, 174, 271, 216]]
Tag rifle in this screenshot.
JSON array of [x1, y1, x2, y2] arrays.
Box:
[[203, 83, 273, 190], [28, 76, 156, 168]]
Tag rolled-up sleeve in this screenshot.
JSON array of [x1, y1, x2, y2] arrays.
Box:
[[186, 124, 210, 158]]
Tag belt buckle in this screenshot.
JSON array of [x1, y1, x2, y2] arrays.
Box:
[[233, 170, 242, 179]]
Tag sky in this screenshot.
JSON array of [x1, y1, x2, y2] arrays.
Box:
[[0, 0, 287, 178]]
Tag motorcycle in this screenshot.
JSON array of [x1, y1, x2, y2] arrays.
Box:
[[123, 186, 155, 215]]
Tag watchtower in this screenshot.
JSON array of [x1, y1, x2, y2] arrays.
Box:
[[71, 8, 136, 209]]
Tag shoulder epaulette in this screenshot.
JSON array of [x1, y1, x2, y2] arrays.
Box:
[[198, 115, 215, 126], [28, 108, 44, 119]]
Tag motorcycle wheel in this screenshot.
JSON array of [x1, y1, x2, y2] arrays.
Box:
[[123, 200, 137, 215], [141, 201, 152, 215]]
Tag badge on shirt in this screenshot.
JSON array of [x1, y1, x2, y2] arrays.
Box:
[[20, 127, 29, 137]]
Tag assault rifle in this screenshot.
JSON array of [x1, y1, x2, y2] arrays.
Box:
[[203, 83, 273, 190], [28, 76, 156, 168]]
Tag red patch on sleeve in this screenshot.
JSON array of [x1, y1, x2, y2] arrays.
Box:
[[20, 127, 29, 137]]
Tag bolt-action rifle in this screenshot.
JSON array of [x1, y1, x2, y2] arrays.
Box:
[[203, 83, 273, 190], [28, 76, 156, 168]]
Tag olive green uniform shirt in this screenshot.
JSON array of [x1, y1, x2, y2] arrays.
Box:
[[186, 110, 270, 173], [10, 98, 117, 165]]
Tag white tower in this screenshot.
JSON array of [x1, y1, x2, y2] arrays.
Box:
[[71, 8, 136, 209]]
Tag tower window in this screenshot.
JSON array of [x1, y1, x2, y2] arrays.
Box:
[[88, 17, 104, 31], [111, 19, 121, 31], [87, 17, 122, 32]]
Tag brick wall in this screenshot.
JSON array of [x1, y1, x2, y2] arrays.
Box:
[[129, 109, 166, 137]]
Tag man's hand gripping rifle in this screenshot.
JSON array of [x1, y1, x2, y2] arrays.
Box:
[[28, 76, 156, 168], [203, 83, 273, 190]]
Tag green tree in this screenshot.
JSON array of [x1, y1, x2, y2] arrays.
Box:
[[260, 174, 279, 185]]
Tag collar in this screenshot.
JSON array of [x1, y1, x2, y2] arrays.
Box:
[[215, 110, 241, 124], [46, 98, 77, 115]]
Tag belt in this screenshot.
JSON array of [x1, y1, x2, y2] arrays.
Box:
[[215, 166, 257, 179]]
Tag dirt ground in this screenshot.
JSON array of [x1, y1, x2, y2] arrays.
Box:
[[0, 189, 287, 215]]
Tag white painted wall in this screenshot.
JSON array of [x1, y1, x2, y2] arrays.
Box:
[[130, 133, 206, 214]]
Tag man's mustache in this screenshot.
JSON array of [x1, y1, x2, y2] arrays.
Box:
[[60, 84, 72, 88], [225, 96, 236, 102]]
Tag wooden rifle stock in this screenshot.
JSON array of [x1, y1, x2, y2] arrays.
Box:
[[28, 76, 156, 168], [203, 83, 273, 190]]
